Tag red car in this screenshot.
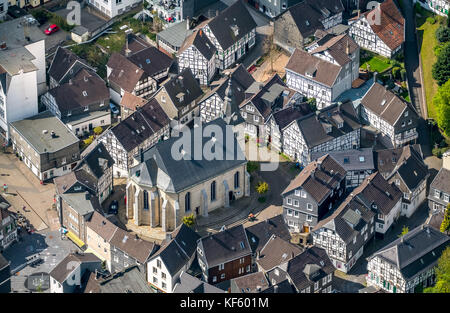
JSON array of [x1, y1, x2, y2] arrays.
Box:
[[44, 24, 59, 35]]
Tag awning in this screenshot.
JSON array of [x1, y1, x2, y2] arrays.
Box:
[[66, 231, 86, 250]]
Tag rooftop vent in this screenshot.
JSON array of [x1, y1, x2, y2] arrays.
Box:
[[50, 130, 56, 138], [42, 130, 48, 135]]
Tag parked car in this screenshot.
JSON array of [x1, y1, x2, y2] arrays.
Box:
[[108, 200, 119, 215], [109, 102, 119, 115], [44, 24, 59, 35]]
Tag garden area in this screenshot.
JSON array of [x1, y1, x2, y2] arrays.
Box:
[[360, 50, 392, 73]]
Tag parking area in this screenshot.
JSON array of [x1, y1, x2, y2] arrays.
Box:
[[39, 23, 70, 54], [3, 230, 80, 293]]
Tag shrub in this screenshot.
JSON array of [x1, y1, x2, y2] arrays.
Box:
[[432, 147, 448, 158], [427, 17, 436, 24], [436, 26, 450, 43], [432, 42, 450, 85], [83, 136, 94, 146], [182, 213, 195, 227], [256, 181, 269, 195], [247, 161, 259, 173], [93, 126, 103, 135], [392, 66, 402, 80], [400, 69, 407, 81]]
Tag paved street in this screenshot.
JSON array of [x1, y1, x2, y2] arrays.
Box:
[[39, 24, 70, 55], [0, 149, 55, 232], [3, 230, 80, 293]]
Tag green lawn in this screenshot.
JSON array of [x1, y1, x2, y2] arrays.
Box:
[[416, 10, 440, 119], [360, 51, 392, 73]]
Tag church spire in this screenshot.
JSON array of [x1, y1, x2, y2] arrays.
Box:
[[223, 75, 233, 118]]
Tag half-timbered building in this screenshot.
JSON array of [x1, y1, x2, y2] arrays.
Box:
[[415, 0, 449, 17], [201, 0, 257, 70], [99, 98, 170, 178], [428, 150, 450, 212], [282, 101, 362, 165], [366, 225, 450, 293], [178, 29, 217, 86], [282, 154, 347, 233], [348, 0, 405, 58], [360, 82, 419, 148], [312, 193, 375, 273]]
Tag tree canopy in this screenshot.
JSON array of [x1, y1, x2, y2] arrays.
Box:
[[432, 42, 450, 86], [440, 204, 450, 233], [424, 246, 450, 293], [433, 79, 450, 136]]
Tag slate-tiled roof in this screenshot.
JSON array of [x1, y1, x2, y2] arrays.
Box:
[[286, 246, 335, 291], [48, 46, 92, 83], [270, 103, 312, 130], [310, 33, 359, 66], [295, 101, 361, 148], [285, 48, 342, 87], [245, 214, 292, 254], [375, 144, 423, 177], [0, 253, 9, 270], [126, 46, 174, 78], [107, 53, 144, 93], [110, 98, 170, 152], [260, 279, 295, 293], [150, 224, 200, 276], [430, 168, 450, 196], [361, 82, 416, 126], [173, 272, 224, 293], [369, 225, 450, 278], [198, 224, 251, 268], [50, 253, 101, 284], [312, 148, 374, 172], [84, 266, 153, 293], [74, 142, 114, 179], [49, 69, 109, 113], [109, 229, 156, 264], [179, 28, 216, 60], [162, 68, 203, 109], [282, 154, 347, 204], [231, 272, 269, 293], [314, 194, 375, 246], [352, 172, 402, 216], [54, 169, 98, 195], [130, 118, 246, 193], [362, 0, 405, 50], [256, 235, 303, 272], [283, 0, 344, 39], [205, 0, 257, 51]]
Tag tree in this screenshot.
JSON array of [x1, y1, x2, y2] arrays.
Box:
[[432, 42, 450, 85], [93, 126, 103, 135], [182, 213, 195, 228], [424, 246, 450, 293], [247, 161, 259, 174], [256, 181, 269, 194], [440, 204, 450, 233], [392, 66, 402, 80], [433, 79, 450, 136], [436, 26, 450, 43], [307, 98, 317, 111], [262, 33, 276, 74], [400, 69, 407, 81], [398, 226, 409, 237]]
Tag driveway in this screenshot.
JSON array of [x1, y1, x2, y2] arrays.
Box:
[[39, 23, 70, 55]]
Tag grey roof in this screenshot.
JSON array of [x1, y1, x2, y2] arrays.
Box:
[[294, 101, 361, 148], [269, 103, 312, 130], [205, 0, 257, 51], [198, 224, 252, 268], [0, 15, 45, 49], [48, 47, 93, 84], [245, 214, 292, 254], [49, 253, 101, 284], [260, 279, 295, 293], [173, 272, 224, 293], [85, 266, 153, 293], [312, 148, 375, 172], [286, 246, 335, 291], [10, 111, 79, 154], [334, 78, 376, 109], [150, 224, 200, 276], [130, 118, 246, 193], [430, 168, 450, 196], [60, 192, 99, 217], [0, 253, 9, 270], [231, 272, 270, 293], [179, 29, 216, 60], [256, 235, 304, 272], [74, 142, 114, 179], [157, 20, 194, 50], [162, 68, 203, 109], [109, 229, 156, 264], [375, 144, 423, 176], [0, 47, 38, 76], [369, 225, 450, 278]]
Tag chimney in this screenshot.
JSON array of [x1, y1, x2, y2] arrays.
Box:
[[50, 130, 56, 138], [85, 191, 91, 200], [186, 17, 190, 30], [311, 169, 315, 179], [357, 9, 360, 19], [125, 34, 131, 57], [69, 79, 72, 85], [274, 285, 279, 293], [337, 101, 342, 112], [373, 72, 378, 84], [216, 10, 219, 17], [346, 40, 350, 55], [140, 147, 144, 163]]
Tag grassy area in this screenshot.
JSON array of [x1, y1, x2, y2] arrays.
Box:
[[69, 42, 109, 79], [360, 50, 392, 73], [416, 9, 440, 119]]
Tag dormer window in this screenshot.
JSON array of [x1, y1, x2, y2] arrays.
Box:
[[359, 156, 365, 162], [337, 122, 343, 128], [305, 20, 310, 26], [82, 91, 88, 97], [404, 111, 408, 117]]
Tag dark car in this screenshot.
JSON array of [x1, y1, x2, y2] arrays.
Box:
[[108, 200, 119, 214]]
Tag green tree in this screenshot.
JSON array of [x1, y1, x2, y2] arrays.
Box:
[[436, 26, 450, 43], [307, 98, 317, 111], [433, 79, 450, 136], [398, 226, 409, 237], [247, 161, 259, 174], [93, 126, 103, 135], [440, 204, 450, 233], [424, 246, 450, 293], [392, 67, 402, 80], [432, 42, 450, 85], [182, 213, 195, 227]]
